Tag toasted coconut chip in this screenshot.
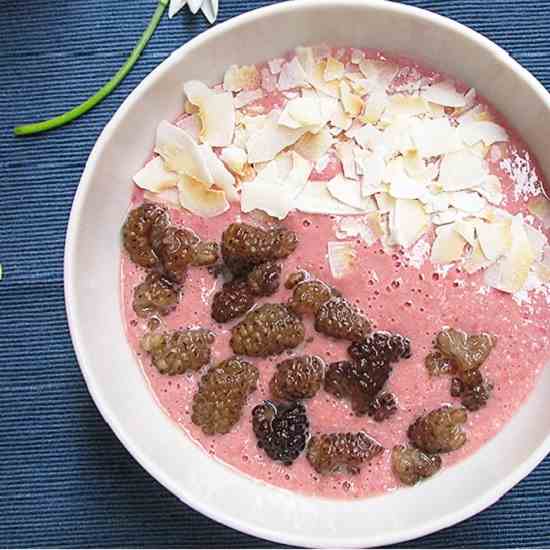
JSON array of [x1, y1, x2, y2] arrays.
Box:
[[449, 191, 487, 214], [439, 149, 488, 191], [391, 198, 429, 247], [278, 57, 310, 90], [351, 48, 365, 64], [410, 117, 463, 158], [432, 208, 461, 225], [326, 174, 376, 210], [427, 102, 446, 118], [340, 80, 364, 117], [335, 141, 357, 180], [155, 120, 213, 185], [279, 96, 324, 128], [346, 123, 383, 151], [177, 175, 229, 218], [476, 220, 512, 261], [240, 179, 294, 220], [402, 150, 430, 178], [528, 197, 550, 228], [234, 89, 264, 109], [525, 225, 547, 261], [384, 156, 428, 200], [382, 94, 429, 122], [324, 57, 345, 81], [184, 80, 235, 147], [336, 216, 378, 246], [453, 219, 477, 246], [431, 223, 467, 263], [422, 191, 451, 213], [463, 239, 494, 274], [358, 150, 386, 196], [133, 156, 178, 193], [296, 46, 316, 74], [198, 144, 239, 202], [268, 58, 285, 75], [220, 146, 248, 176], [286, 151, 313, 197], [329, 101, 353, 130], [360, 90, 388, 124], [420, 80, 466, 107], [223, 64, 260, 92], [177, 114, 202, 141], [347, 76, 370, 96], [328, 241, 358, 279], [358, 59, 398, 92], [246, 110, 309, 163], [294, 128, 333, 161], [459, 121, 508, 147], [380, 117, 417, 157], [486, 215, 536, 293], [295, 181, 367, 215], [457, 103, 485, 124], [375, 192, 395, 213], [474, 175, 504, 205], [453, 88, 476, 117], [307, 60, 341, 97], [143, 188, 180, 208]]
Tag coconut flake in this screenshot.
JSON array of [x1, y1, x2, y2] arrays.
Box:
[[361, 90, 389, 124], [525, 224, 547, 261], [326, 174, 376, 210], [234, 89, 264, 108], [295, 181, 366, 215], [336, 217, 377, 246], [329, 102, 353, 130], [449, 191, 487, 213], [324, 57, 345, 81], [223, 64, 260, 92], [278, 57, 310, 90], [439, 149, 488, 191], [308, 60, 341, 98], [328, 241, 358, 279], [453, 219, 477, 246], [475, 175, 504, 205], [198, 144, 239, 202], [356, 150, 386, 196], [391, 198, 428, 247], [335, 141, 357, 180], [220, 146, 248, 176], [346, 123, 383, 151], [431, 224, 467, 263], [143, 188, 180, 208], [177, 114, 202, 141], [358, 59, 398, 92], [268, 58, 285, 75], [279, 96, 324, 128], [246, 110, 309, 163], [177, 175, 229, 217], [476, 220, 512, 261], [432, 208, 461, 225], [294, 128, 333, 161], [420, 80, 466, 107], [382, 94, 429, 121], [410, 117, 463, 158], [528, 197, 550, 228], [384, 156, 428, 200], [240, 179, 294, 220], [133, 156, 178, 193], [340, 80, 364, 117], [155, 120, 213, 184], [184, 80, 235, 147], [459, 121, 508, 147]]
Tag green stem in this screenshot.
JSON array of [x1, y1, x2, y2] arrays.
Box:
[[14, 0, 169, 136]]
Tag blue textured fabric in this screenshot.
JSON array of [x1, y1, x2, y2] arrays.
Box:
[[1, 0, 549, 547]]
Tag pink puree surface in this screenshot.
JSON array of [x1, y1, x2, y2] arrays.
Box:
[[121, 49, 550, 500]]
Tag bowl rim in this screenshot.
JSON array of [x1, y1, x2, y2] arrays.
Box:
[[65, 0, 550, 547]]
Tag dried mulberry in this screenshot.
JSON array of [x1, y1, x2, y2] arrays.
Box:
[[122, 203, 169, 268], [306, 432, 383, 475], [392, 445, 442, 486], [425, 351, 453, 377], [367, 392, 398, 422], [230, 304, 305, 357], [211, 279, 255, 323], [132, 272, 180, 318], [192, 357, 258, 435], [288, 280, 333, 315], [408, 406, 468, 454], [247, 261, 281, 297], [349, 331, 411, 363], [252, 401, 309, 465], [270, 356, 324, 400], [314, 298, 371, 342], [436, 328, 496, 373], [285, 270, 307, 290], [141, 328, 214, 375]]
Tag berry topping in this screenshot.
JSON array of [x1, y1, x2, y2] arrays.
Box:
[[246, 261, 282, 297], [367, 392, 398, 422], [230, 304, 305, 357], [122, 203, 169, 268], [221, 222, 297, 275], [425, 350, 454, 377], [192, 357, 259, 435], [284, 270, 307, 290], [314, 297, 371, 342], [288, 280, 333, 316], [408, 406, 468, 454], [140, 328, 214, 375], [211, 279, 255, 323], [391, 445, 442, 486], [436, 328, 496, 373], [349, 331, 411, 363], [306, 432, 384, 475], [252, 401, 309, 465], [132, 272, 180, 318], [270, 355, 325, 400]]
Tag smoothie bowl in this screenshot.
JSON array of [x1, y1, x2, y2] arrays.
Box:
[[65, 1, 550, 547]]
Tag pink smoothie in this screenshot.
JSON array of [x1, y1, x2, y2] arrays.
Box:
[[121, 48, 550, 499]]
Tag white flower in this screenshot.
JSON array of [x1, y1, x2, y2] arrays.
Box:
[[169, 0, 219, 23]]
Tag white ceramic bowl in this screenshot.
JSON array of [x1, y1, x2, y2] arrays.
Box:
[[65, 1, 550, 547]]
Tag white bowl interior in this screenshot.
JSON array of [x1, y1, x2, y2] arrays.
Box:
[[65, 1, 550, 547]]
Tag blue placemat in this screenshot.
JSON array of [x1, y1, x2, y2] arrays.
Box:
[[1, 1, 549, 547]]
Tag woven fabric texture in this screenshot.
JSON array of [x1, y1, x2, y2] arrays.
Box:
[[1, 0, 549, 547]]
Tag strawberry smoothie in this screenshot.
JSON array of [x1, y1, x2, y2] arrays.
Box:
[[121, 47, 550, 499]]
